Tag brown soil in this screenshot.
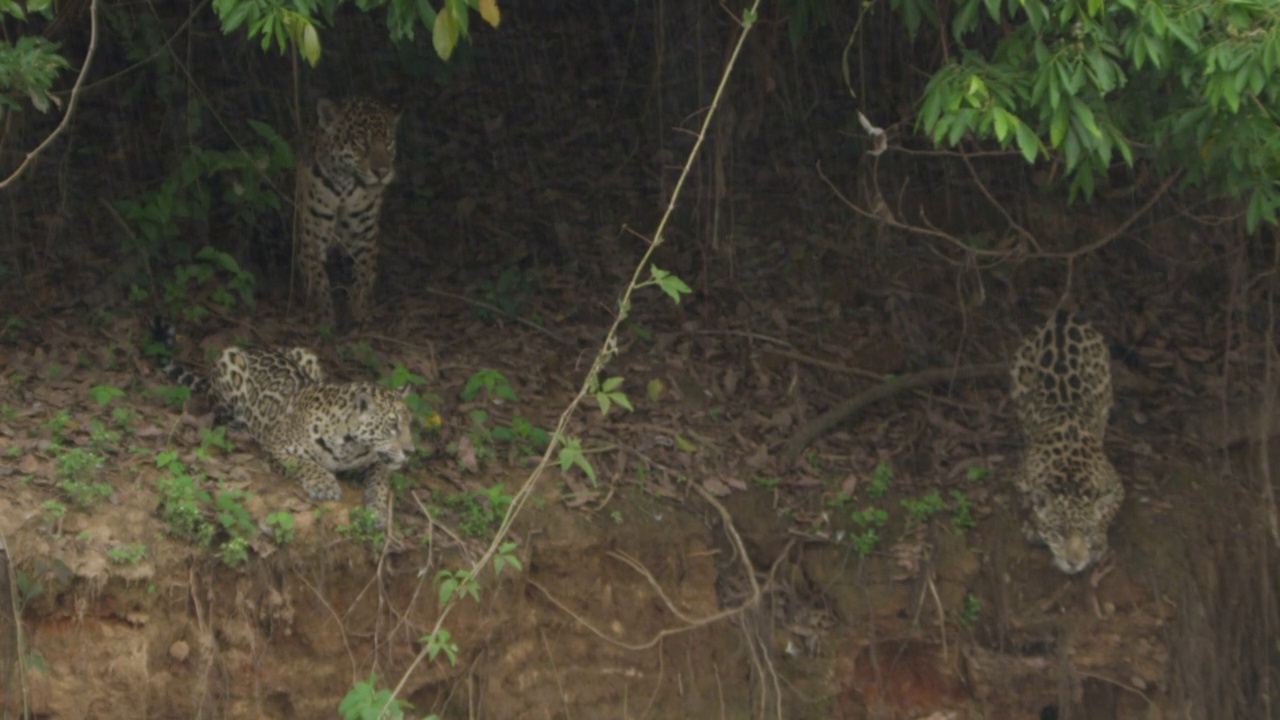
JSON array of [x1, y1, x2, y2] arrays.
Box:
[[1, 299, 1273, 719]]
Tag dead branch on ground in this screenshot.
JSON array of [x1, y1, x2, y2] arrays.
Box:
[[778, 363, 1006, 468]]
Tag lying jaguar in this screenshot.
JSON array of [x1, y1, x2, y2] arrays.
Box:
[[154, 321, 413, 526]]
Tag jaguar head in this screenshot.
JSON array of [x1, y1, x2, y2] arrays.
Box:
[[316, 97, 400, 188]]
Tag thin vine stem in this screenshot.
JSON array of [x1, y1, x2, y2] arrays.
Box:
[[379, 1, 765, 714]]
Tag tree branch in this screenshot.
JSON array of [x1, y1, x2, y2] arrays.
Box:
[[0, 0, 101, 190]]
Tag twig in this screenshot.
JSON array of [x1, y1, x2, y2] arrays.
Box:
[[779, 363, 1007, 467], [291, 567, 359, 679], [0, 0, 101, 189], [816, 160, 1014, 259], [958, 147, 1041, 252], [758, 346, 886, 381]]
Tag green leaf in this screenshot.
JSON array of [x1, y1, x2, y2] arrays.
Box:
[[649, 266, 692, 303], [89, 385, 126, 406], [436, 571, 457, 605], [1014, 122, 1040, 163], [1049, 103, 1069, 147], [991, 107, 1010, 142], [300, 21, 321, 67], [1071, 99, 1102, 139], [432, 5, 460, 60]]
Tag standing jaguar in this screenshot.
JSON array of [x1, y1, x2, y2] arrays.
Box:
[[154, 321, 414, 527], [296, 96, 400, 325], [1009, 311, 1123, 574]]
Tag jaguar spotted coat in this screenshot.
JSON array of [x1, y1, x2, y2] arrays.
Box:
[[296, 97, 400, 325], [157, 324, 413, 526], [1010, 311, 1123, 574]]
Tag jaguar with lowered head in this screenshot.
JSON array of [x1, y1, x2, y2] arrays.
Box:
[[296, 96, 400, 325], [155, 322, 413, 526], [1009, 311, 1123, 574]]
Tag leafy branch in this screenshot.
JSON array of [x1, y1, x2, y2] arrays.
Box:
[[0, 0, 101, 189], [213, 0, 501, 65]]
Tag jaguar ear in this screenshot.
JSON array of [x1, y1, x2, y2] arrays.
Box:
[[355, 391, 372, 413], [317, 98, 339, 130]]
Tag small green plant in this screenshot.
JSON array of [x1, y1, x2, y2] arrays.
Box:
[[107, 544, 147, 566], [850, 506, 889, 557], [592, 376, 633, 416], [461, 368, 518, 403], [88, 385, 126, 406], [111, 406, 138, 430], [958, 591, 981, 628], [435, 569, 480, 605], [44, 363, 62, 380], [423, 628, 460, 668], [214, 486, 256, 567], [265, 511, 295, 544], [87, 419, 122, 453], [44, 410, 73, 441], [220, 536, 250, 567], [752, 475, 781, 491], [965, 466, 990, 482], [389, 471, 416, 497], [161, 247, 258, 321], [639, 266, 693, 303], [494, 541, 523, 575], [339, 507, 385, 549], [490, 415, 548, 459], [154, 452, 216, 546], [338, 673, 413, 720], [55, 448, 112, 510], [437, 484, 513, 537], [196, 426, 235, 459], [950, 489, 977, 531], [40, 499, 67, 528], [901, 489, 947, 526], [15, 569, 43, 606], [557, 436, 596, 484], [151, 384, 192, 408], [867, 462, 893, 498]]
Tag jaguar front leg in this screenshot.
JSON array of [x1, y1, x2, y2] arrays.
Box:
[[298, 230, 335, 326], [362, 463, 392, 529], [349, 237, 380, 324], [274, 451, 342, 503]]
